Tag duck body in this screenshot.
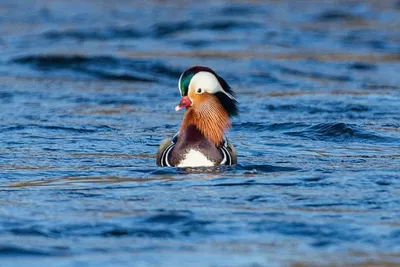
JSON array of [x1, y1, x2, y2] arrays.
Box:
[[156, 66, 238, 168], [157, 124, 237, 167]]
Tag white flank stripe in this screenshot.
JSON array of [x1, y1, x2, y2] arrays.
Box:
[[177, 149, 214, 168]]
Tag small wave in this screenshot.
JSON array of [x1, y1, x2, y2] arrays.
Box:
[[145, 213, 192, 224], [277, 66, 352, 82], [213, 180, 300, 187], [267, 102, 371, 114], [0, 124, 114, 133], [0, 92, 13, 100], [11, 55, 179, 82], [348, 62, 377, 71], [219, 4, 264, 16], [363, 83, 399, 90], [103, 228, 174, 238], [250, 72, 282, 84], [235, 164, 299, 173], [234, 122, 307, 132], [6, 216, 213, 238], [150, 168, 180, 176], [286, 122, 391, 141], [266, 104, 325, 113], [251, 220, 362, 243], [151, 21, 192, 37], [183, 39, 211, 48], [286, 122, 352, 138], [7, 223, 175, 238], [343, 104, 369, 112], [43, 26, 143, 41], [314, 10, 364, 22], [0, 245, 56, 257], [145, 212, 213, 235], [234, 122, 267, 131], [10, 226, 54, 237], [152, 20, 259, 37], [200, 20, 259, 31], [342, 32, 393, 51]]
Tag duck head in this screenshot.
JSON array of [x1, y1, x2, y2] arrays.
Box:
[[175, 66, 238, 146]]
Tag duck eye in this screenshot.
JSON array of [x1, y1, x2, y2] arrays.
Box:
[[196, 88, 202, 94]]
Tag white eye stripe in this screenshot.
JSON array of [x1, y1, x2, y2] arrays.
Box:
[[186, 71, 238, 103], [189, 71, 223, 95]]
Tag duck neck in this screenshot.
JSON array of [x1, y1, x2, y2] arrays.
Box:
[[179, 104, 230, 146]]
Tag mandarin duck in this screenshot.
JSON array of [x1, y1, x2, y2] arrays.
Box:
[[156, 66, 238, 168]]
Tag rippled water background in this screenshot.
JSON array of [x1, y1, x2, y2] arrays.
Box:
[[1, 0, 400, 266]]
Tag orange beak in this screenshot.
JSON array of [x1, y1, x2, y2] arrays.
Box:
[[175, 96, 192, 111]]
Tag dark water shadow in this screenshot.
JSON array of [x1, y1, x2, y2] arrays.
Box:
[[0, 245, 67, 257], [286, 122, 398, 143], [10, 55, 181, 82]]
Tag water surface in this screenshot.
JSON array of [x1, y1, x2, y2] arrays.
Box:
[[0, 0, 399, 266]]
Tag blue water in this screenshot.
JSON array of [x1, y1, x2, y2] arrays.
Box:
[[1, 0, 400, 266]]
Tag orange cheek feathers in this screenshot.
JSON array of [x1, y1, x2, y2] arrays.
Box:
[[179, 93, 230, 145]]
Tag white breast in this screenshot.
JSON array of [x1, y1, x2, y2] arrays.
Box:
[[177, 149, 214, 168]]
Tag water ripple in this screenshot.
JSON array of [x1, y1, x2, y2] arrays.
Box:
[[0, 245, 58, 257], [44, 26, 143, 41], [11, 55, 180, 82], [286, 122, 395, 142], [0, 124, 114, 133]]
